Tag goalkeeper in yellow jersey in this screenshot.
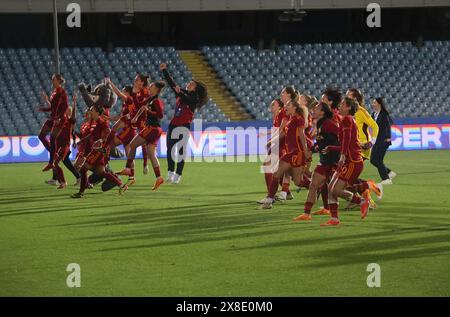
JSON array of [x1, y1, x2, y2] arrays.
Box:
[[345, 89, 382, 209]]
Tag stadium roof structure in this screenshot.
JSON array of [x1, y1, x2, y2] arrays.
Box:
[[0, 0, 449, 13]]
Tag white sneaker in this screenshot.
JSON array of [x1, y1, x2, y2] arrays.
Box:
[[257, 197, 269, 204], [388, 171, 397, 180], [275, 191, 287, 202], [259, 197, 274, 209], [143, 165, 149, 175], [45, 179, 59, 186], [375, 182, 384, 200], [166, 171, 174, 183], [172, 173, 181, 184], [380, 179, 393, 185]]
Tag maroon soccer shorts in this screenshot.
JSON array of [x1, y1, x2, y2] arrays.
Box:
[[337, 161, 364, 185], [85, 149, 106, 167], [139, 126, 162, 146], [314, 163, 337, 179], [117, 127, 137, 146], [280, 151, 306, 168]]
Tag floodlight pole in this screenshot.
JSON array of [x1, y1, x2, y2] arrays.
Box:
[[53, 0, 60, 74]]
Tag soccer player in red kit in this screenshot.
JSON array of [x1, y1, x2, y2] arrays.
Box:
[[260, 96, 311, 209], [38, 74, 69, 172], [52, 93, 78, 189], [293, 102, 339, 221], [71, 106, 123, 198], [306, 87, 342, 214], [102, 78, 139, 184], [73, 110, 94, 172], [320, 97, 370, 226], [119, 81, 166, 193], [259, 98, 288, 197], [131, 73, 152, 175]]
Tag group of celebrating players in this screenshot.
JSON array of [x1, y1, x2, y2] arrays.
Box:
[[36, 61, 389, 226], [258, 86, 388, 226], [37, 63, 208, 198]]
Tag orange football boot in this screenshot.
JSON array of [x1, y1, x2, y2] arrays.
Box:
[[293, 213, 312, 221], [361, 190, 370, 219], [312, 208, 331, 215], [152, 177, 165, 191], [320, 218, 341, 226]]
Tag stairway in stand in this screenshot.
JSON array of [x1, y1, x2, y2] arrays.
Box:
[[179, 51, 252, 121]]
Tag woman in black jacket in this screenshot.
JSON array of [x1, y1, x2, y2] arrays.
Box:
[[160, 63, 208, 184], [370, 97, 396, 185]]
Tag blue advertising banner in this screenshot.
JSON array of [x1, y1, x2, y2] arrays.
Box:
[[0, 118, 449, 163]]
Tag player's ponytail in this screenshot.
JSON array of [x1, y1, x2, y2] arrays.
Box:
[[193, 80, 208, 109]]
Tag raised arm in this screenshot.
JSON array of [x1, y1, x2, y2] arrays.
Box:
[[105, 78, 127, 101], [160, 63, 178, 92]]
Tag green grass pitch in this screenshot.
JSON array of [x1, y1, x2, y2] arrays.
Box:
[[0, 150, 449, 296]]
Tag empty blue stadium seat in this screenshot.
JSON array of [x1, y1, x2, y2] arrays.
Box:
[[202, 41, 449, 121]]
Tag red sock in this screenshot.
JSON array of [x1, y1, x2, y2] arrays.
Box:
[[153, 166, 161, 178], [104, 171, 122, 186], [321, 185, 329, 210], [268, 177, 280, 199], [281, 182, 290, 193], [329, 203, 339, 218], [130, 168, 135, 177], [142, 145, 148, 167], [264, 173, 273, 192], [350, 193, 362, 205], [304, 201, 313, 214]]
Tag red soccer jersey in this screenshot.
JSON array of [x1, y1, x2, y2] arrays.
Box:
[[50, 87, 69, 121], [170, 97, 195, 127], [79, 121, 92, 138], [339, 115, 362, 163], [284, 114, 305, 154], [90, 117, 110, 144], [273, 107, 287, 128], [132, 88, 150, 128], [77, 120, 94, 154], [120, 96, 136, 117], [146, 98, 164, 127]]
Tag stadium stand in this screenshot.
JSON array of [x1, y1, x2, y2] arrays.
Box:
[[202, 41, 450, 121], [0, 46, 227, 136], [1, 41, 448, 136]]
